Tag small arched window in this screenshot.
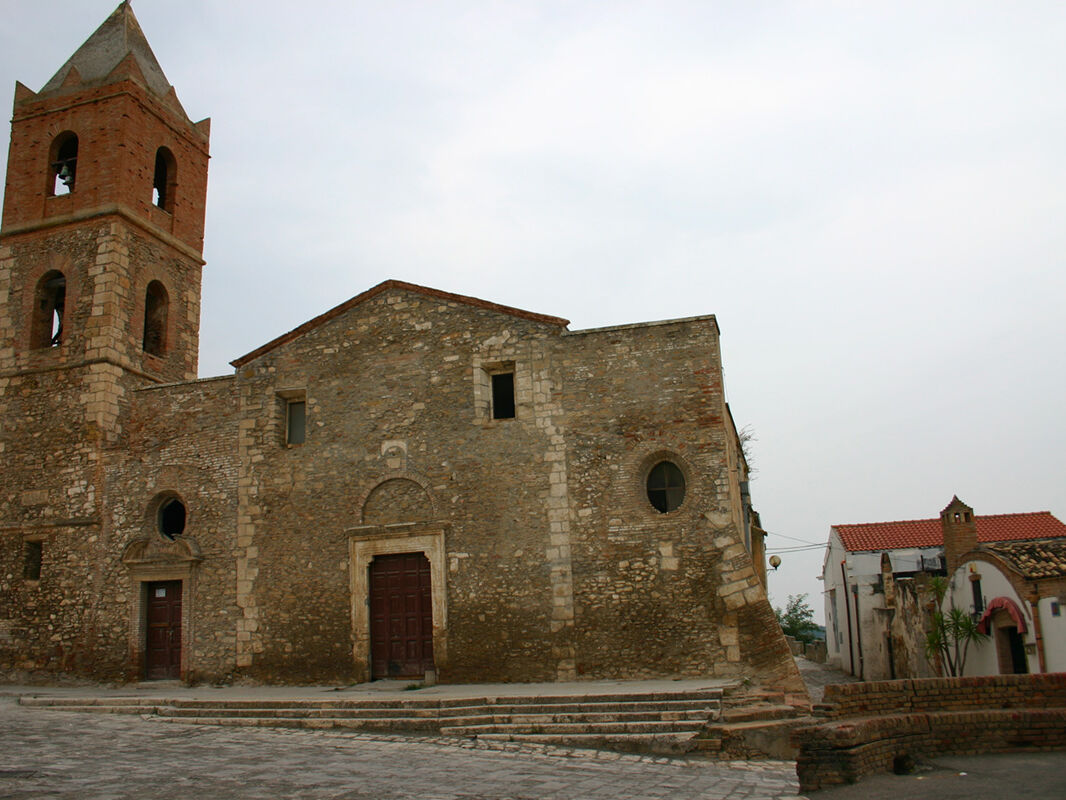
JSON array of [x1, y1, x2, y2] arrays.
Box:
[[143, 280, 169, 356], [31, 270, 67, 348], [158, 497, 187, 540], [49, 132, 78, 195], [153, 147, 177, 212], [646, 461, 686, 513]]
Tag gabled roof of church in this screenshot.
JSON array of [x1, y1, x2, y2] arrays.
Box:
[[230, 280, 571, 368], [39, 2, 185, 116], [832, 511, 1066, 553]]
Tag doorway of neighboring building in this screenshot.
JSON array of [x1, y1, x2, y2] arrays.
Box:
[[369, 552, 434, 679], [145, 580, 182, 680], [995, 623, 1029, 675]]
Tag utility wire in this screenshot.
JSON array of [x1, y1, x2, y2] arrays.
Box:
[[765, 544, 825, 554], [762, 530, 823, 546]]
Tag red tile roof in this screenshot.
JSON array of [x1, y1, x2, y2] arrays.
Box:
[[833, 512, 1066, 553], [985, 539, 1066, 580]]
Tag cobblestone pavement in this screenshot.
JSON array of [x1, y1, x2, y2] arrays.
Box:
[[793, 656, 858, 704], [812, 752, 1066, 800], [0, 698, 804, 800]]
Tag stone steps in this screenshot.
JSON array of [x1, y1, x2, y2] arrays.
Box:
[[720, 703, 802, 724], [441, 720, 704, 736], [473, 732, 698, 755], [19, 689, 725, 754], [153, 715, 443, 732], [693, 686, 813, 760]]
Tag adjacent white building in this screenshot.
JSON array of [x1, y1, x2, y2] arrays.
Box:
[[822, 497, 1066, 680]]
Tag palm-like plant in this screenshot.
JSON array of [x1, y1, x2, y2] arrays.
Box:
[[924, 576, 988, 677]]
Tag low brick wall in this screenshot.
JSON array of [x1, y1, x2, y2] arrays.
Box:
[[794, 673, 1066, 791], [817, 673, 1066, 717]]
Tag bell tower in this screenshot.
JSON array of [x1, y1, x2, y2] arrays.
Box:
[[0, 2, 210, 676], [1, 1, 210, 384]]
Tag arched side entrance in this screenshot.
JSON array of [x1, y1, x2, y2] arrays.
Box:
[[348, 523, 447, 683], [978, 596, 1031, 675]]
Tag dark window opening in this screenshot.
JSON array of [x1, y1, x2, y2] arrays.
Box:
[[964, 512, 972, 523], [287, 400, 306, 444], [159, 498, 186, 540], [1052, 601, 1061, 617], [153, 147, 177, 211], [491, 372, 515, 419], [647, 461, 686, 513], [971, 577, 984, 614], [50, 132, 78, 195], [142, 280, 169, 356], [23, 541, 42, 580], [31, 270, 66, 348]]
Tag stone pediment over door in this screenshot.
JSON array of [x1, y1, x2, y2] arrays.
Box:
[[122, 536, 203, 572]]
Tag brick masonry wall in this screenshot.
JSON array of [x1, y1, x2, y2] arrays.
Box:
[[4, 78, 210, 254], [818, 672, 1066, 717], [795, 673, 1066, 790]]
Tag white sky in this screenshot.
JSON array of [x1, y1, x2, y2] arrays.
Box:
[[3, 1, 1064, 622]]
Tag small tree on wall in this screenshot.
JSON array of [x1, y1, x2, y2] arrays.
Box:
[[924, 576, 987, 677], [775, 593, 819, 643]]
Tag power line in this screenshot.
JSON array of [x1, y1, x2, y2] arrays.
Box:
[[766, 544, 825, 554], [762, 530, 823, 546]]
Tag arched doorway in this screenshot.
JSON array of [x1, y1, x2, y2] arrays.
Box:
[[993, 615, 1029, 674], [977, 596, 1030, 675]]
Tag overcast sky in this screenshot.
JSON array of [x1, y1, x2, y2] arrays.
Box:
[[3, 1, 1064, 621]]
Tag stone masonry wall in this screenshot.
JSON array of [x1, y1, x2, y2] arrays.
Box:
[[232, 289, 566, 683], [559, 319, 798, 688], [105, 375, 240, 682], [227, 286, 801, 688], [0, 226, 123, 677], [562, 319, 758, 680], [0, 216, 203, 679]]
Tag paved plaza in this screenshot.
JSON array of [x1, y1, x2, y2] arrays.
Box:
[[3, 661, 1065, 799], [0, 697, 802, 800]]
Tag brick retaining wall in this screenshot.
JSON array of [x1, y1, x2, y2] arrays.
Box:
[[794, 673, 1066, 791]]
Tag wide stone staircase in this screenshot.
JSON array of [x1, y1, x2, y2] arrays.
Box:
[[19, 689, 727, 755], [691, 684, 814, 759]]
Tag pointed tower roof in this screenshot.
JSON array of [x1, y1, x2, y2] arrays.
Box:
[[39, 2, 186, 117]]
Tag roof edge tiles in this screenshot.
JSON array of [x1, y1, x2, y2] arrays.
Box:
[[230, 280, 570, 368], [833, 511, 1066, 553]]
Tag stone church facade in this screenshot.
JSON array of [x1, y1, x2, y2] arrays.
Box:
[[0, 4, 800, 690]]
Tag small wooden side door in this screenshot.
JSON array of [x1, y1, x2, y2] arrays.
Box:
[[145, 580, 182, 680]]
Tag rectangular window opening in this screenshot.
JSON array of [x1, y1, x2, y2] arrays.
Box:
[[971, 577, 984, 614], [24, 540, 42, 580], [287, 399, 306, 445], [490, 372, 515, 420]]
